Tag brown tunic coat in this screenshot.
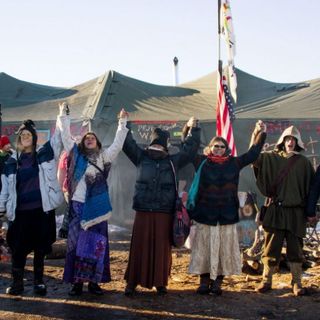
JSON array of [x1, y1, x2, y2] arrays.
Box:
[[254, 151, 314, 238]]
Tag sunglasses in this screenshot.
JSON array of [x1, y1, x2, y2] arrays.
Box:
[[213, 144, 226, 149]]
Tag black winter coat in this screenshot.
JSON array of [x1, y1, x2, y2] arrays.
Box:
[[190, 132, 266, 226], [123, 126, 201, 214]]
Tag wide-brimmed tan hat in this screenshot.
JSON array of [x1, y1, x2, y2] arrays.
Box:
[[275, 125, 304, 151]]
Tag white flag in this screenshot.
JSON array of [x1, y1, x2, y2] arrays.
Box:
[[220, 0, 236, 60], [220, 0, 237, 102]]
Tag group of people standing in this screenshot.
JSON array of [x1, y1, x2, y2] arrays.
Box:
[[0, 102, 318, 298]]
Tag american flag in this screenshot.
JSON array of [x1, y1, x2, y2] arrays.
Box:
[[216, 73, 237, 156]]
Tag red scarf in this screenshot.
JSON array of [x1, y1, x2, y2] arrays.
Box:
[[206, 152, 230, 164]]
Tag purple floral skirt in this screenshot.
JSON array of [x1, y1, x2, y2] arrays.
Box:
[[63, 201, 111, 284]]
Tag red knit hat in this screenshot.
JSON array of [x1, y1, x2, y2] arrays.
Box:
[[0, 135, 10, 148]]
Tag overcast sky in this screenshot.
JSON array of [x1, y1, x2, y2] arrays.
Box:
[[0, 0, 318, 87]]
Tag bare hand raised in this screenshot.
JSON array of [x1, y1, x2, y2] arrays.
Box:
[[255, 120, 266, 134], [59, 102, 69, 116], [187, 116, 198, 128], [119, 108, 129, 119]]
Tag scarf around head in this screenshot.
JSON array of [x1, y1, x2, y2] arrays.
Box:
[[206, 152, 230, 164]]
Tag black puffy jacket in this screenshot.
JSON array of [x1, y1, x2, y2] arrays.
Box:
[[123, 125, 201, 214]]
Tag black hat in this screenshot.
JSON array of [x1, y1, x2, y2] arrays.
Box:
[[16, 119, 37, 148], [150, 128, 170, 150]]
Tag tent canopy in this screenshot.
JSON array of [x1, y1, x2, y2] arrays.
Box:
[[1, 68, 318, 124], [0, 69, 319, 225], [98, 69, 319, 122], [0, 72, 108, 122]]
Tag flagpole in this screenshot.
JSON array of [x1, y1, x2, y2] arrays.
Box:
[[217, 0, 223, 138], [218, 0, 222, 78]]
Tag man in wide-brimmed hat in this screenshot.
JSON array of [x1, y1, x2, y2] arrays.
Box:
[[252, 125, 315, 296]]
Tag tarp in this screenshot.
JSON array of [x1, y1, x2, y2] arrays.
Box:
[[92, 69, 320, 225], [97, 69, 319, 122]]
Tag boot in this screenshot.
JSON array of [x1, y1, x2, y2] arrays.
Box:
[[124, 283, 136, 297], [6, 267, 24, 295], [196, 273, 211, 295], [210, 275, 224, 296], [289, 262, 306, 296], [156, 286, 168, 296], [34, 270, 47, 296], [88, 282, 104, 295], [33, 254, 47, 296], [255, 264, 276, 293], [68, 283, 83, 296]]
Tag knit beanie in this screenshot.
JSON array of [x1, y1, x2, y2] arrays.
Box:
[[16, 119, 38, 148], [149, 128, 170, 150], [0, 135, 10, 148]]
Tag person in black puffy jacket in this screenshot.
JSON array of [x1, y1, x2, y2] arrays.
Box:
[[123, 117, 200, 296]]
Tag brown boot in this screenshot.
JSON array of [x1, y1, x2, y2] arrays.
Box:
[[255, 264, 275, 293], [292, 283, 306, 296], [289, 262, 306, 296], [196, 273, 210, 295], [256, 281, 272, 293]]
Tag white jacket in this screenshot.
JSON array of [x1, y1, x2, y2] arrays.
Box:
[[57, 115, 129, 203], [0, 117, 64, 221]]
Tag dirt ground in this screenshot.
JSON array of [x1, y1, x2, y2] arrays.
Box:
[[0, 231, 320, 320]]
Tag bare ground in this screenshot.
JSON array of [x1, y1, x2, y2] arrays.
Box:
[[0, 232, 320, 320]]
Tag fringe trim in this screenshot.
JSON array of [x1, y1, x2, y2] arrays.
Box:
[[80, 211, 112, 230]]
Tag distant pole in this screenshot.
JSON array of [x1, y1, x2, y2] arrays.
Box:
[[173, 56, 179, 86]]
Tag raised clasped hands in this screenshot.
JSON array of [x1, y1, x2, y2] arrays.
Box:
[[119, 108, 129, 119], [255, 120, 266, 134], [59, 102, 69, 116], [187, 116, 198, 128]]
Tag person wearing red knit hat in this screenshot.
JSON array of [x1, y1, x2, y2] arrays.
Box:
[[0, 135, 13, 264], [0, 135, 13, 191], [0, 136, 12, 152]]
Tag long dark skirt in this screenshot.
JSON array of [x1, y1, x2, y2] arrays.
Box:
[[7, 208, 56, 257], [124, 211, 173, 289], [63, 201, 111, 284]]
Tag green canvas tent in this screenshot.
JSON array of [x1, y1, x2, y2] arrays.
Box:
[[1, 69, 319, 226]]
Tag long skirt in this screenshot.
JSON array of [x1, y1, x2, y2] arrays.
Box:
[[189, 222, 242, 280], [124, 211, 173, 289], [7, 208, 56, 268], [63, 201, 111, 284]]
